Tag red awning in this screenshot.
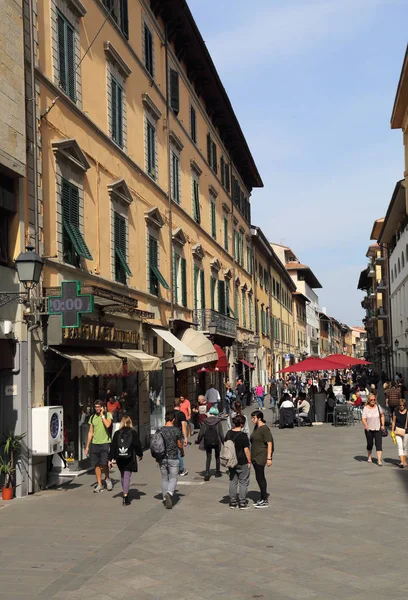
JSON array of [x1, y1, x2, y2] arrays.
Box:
[[279, 356, 347, 373], [213, 344, 228, 372], [240, 359, 255, 369], [326, 354, 371, 366]]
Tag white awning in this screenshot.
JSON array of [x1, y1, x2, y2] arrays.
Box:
[[174, 328, 218, 371], [152, 328, 197, 360], [108, 349, 161, 372], [50, 348, 123, 379]]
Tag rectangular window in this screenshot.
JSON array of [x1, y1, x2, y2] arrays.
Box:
[[61, 179, 92, 266], [210, 276, 217, 310], [259, 264, 263, 287], [248, 295, 253, 330], [221, 156, 225, 187], [265, 308, 270, 336], [264, 269, 268, 293], [223, 216, 228, 251], [181, 257, 187, 307], [193, 266, 205, 309], [169, 68, 179, 115], [192, 177, 200, 224], [239, 233, 244, 267], [242, 291, 246, 328], [114, 212, 131, 284], [103, 0, 128, 38], [207, 133, 217, 173], [218, 280, 226, 315], [261, 305, 265, 335], [210, 198, 216, 239], [57, 10, 76, 101], [190, 105, 197, 143], [143, 23, 154, 77], [173, 251, 179, 304], [246, 246, 252, 275], [110, 76, 123, 148], [146, 120, 156, 179], [234, 230, 239, 262], [149, 235, 169, 296], [171, 151, 180, 204], [174, 254, 187, 306]]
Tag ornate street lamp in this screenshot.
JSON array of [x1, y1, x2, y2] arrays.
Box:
[[253, 334, 260, 345], [0, 246, 44, 307], [208, 321, 217, 337]]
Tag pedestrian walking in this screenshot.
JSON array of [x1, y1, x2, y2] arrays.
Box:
[[250, 410, 274, 508], [198, 406, 224, 481], [224, 382, 236, 416], [362, 394, 386, 466], [269, 378, 277, 408], [174, 397, 189, 476], [227, 400, 250, 437], [179, 396, 193, 440], [224, 414, 251, 509], [85, 401, 114, 493], [391, 399, 408, 468], [255, 384, 265, 409], [157, 411, 184, 509], [108, 416, 143, 505], [205, 383, 221, 411]]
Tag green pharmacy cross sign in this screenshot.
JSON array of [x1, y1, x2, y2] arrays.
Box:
[[48, 281, 94, 328]]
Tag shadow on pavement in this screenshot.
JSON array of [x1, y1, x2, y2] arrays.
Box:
[[112, 489, 147, 501], [153, 492, 185, 505], [354, 455, 370, 462], [384, 457, 400, 467]]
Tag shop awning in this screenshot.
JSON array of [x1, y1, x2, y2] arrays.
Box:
[[214, 344, 228, 372], [240, 359, 255, 369], [152, 327, 197, 360], [174, 328, 218, 371], [108, 349, 161, 372], [49, 348, 123, 379]]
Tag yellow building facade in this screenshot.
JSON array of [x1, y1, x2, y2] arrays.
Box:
[[27, 0, 262, 475]]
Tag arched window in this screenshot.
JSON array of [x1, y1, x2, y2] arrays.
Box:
[[403, 252, 405, 269], [398, 258, 401, 274]]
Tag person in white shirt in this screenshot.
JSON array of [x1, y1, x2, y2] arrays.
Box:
[[280, 394, 295, 409], [297, 392, 310, 417]]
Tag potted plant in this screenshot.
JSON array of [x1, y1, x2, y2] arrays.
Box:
[[0, 456, 15, 500], [1, 431, 26, 499]]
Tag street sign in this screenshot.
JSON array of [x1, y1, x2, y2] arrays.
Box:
[[48, 281, 94, 328]]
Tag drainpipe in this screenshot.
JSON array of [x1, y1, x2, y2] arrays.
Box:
[[164, 25, 174, 322], [28, 0, 39, 253], [27, 323, 39, 494]]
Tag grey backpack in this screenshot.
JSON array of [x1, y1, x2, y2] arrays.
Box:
[[220, 439, 238, 469]]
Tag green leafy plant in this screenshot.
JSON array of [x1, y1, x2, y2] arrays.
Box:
[[0, 456, 15, 488], [1, 431, 26, 488]]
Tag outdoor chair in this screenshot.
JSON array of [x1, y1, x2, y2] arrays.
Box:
[[334, 404, 353, 427]]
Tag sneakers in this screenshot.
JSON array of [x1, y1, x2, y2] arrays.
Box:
[[204, 473, 210, 481], [105, 478, 113, 491], [253, 499, 269, 509], [179, 469, 188, 477], [378, 461, 383, 467], [164, 492, 173, 509], [93, 484, 104, 493], [229, 501, 238, 509], [239, 500, 249, 510], [123, 495, 130, 506], [215, 471, 222, 478]]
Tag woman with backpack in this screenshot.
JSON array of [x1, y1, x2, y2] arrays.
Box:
[[227, 400, 250, 438], [250, 410, 273, 509], [224, 414, 251, 509], [108, 416, 143, 506], [197, 407, 224, 481]]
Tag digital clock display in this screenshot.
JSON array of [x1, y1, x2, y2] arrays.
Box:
[[48, 281, 93, 328]]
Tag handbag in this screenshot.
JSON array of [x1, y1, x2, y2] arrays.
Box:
[[395, 411, 408, 437], [378, 406, 388, 437]]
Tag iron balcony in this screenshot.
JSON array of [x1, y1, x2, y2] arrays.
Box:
[[193, 308, 237, 338]]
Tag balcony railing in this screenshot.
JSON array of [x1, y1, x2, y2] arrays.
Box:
[[375, 255, 385, 265], [193, 308, 237, 338], [377, 307, 387, 319], [377, 279, 387, 290]]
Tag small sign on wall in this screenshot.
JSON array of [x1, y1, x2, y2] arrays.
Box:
[[5, 385, 17, 396]]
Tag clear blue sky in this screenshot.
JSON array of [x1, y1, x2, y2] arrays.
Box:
[[188, 0, 408, 326]]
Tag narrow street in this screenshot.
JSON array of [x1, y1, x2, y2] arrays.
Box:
[[1, 413, 407, 600]]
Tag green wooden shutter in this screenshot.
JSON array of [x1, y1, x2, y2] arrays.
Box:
[[144, 24, 154, 76], [181, 257, 187, 307], [211, 200, 216, 238], [225, 280, 230, 316], [210, 277, 216, 310], [193, 179, 200, 223], [111, 78, 117, 142], [170, 69, 179, 115], [147, 122, 155, 177], [218, 280, 225, 314], [223, 217, 228, 251], [212, 142, 217, 174], [242, 291, 246, 328], [193, 264, 198, 309], [66, 23, 75, 101], [57, 13, 66, 92], [207, 133, 212, 165], [200, 269, 205, 309], [120, 0, 129, 38], [225, 163, 230, 192], [114, 212, 131, 281], [117, 84, 123, 147], [149, 236, 158, 295], [173, 251, 178, 303], [171, 152, 180, 203], [221, 157, 225, 186], [190, 105, 196, 142]]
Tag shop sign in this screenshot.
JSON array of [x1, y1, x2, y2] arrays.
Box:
[[63, 323, 138, 345], [48, 281, 93, 328]]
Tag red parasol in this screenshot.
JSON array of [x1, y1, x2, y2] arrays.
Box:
[[326, 354, 371, 366], [279, 356, 347, 373]]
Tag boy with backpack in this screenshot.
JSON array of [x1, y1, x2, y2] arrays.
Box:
[[223, 414, 251, 509], [197, 407, 224, 481], [150, 411, 184, 509]]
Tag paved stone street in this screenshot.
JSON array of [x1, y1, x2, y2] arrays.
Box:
[[1, 411, 408, 600]]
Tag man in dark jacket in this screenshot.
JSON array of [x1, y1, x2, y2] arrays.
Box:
[[197, 407, 224, 481]]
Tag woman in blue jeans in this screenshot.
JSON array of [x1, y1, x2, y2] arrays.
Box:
[[255, 384, 265, 409], [158, 411, 184, 509]]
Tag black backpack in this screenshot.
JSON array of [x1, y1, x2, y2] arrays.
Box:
[[204, 423, 219, 447], [116, 429, 133, 460]]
